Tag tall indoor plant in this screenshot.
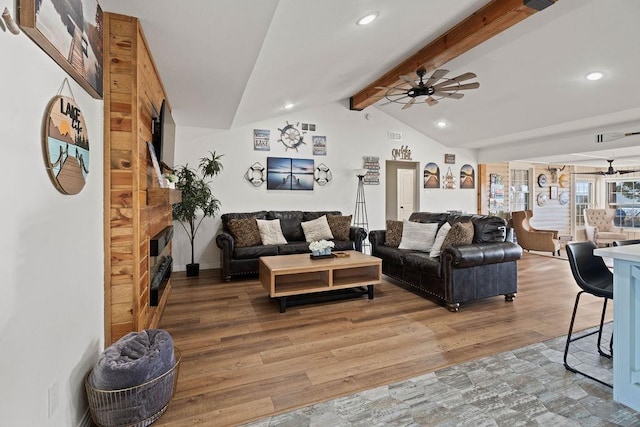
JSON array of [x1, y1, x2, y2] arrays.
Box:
[[172, 151, 224, 277]]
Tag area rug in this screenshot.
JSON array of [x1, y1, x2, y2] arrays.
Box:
[[243, 324, 640, 426]]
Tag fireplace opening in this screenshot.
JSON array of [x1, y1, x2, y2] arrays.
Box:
[[150, 226, 173, 306]]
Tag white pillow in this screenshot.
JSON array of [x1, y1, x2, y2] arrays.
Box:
[[429, 222, 452, 258], [301, 215, 334, 242], [256, 219, 287, 245], [398, 221, 439, 252]]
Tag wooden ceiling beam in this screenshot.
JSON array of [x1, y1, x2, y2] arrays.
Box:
[[349, 0, 557, 111]]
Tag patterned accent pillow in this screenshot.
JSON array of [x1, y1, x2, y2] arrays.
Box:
[[301, 215, 334, 242], [398, 221, 439, 252], [227, 218, 262, 248], [327, 215, 352, 241], [256, 219, 288, 245], [385, 220, 403, 247], [441, 221, 474, 250]]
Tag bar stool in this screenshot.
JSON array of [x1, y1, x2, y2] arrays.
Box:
[[564, 241, 613, 388]]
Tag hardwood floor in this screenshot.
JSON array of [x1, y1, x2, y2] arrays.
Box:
[[155, 253, 611, 426]]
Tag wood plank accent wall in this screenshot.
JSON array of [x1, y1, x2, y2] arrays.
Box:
[[103, 13, 173, 345], [530, 164, 571, 236]]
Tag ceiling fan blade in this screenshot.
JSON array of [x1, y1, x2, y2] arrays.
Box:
[[570, 171, 606, 175], [596, 131, 640, 143], [402, 98, 416, 110], [447, 72, 477, 83], [617, 169, 640, 175], [435, 82, 480, 91], [399, 75, 419, 89], [425, 96, 438, 106], [433, 91, 464, 99], [424, 69, 449, 87]]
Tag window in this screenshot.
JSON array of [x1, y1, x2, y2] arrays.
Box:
[[607, 180, 640, 228], [575, 180, 593, 227], [510, 169, 529, 212]]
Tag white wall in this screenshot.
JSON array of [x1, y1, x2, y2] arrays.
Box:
[[0, 16, 104, 426], [172, 101, 477, 270]]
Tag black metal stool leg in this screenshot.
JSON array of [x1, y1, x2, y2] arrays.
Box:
[[563, 291, 612, 388], [597, 298, 612, 359]]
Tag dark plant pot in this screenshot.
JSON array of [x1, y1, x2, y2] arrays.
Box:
[[186, 263, 200, 277]]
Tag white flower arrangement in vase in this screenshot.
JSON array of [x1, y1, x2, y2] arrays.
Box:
[[163, 173, 177, 189], [309, 239, 335, 256]]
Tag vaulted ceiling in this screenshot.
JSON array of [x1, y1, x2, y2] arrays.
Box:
[[99, 0, 640, 167]]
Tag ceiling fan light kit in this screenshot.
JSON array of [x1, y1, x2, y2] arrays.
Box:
[[378, 67, 479, 109]]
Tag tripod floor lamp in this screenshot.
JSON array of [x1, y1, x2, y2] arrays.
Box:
[[353, 169, 369, 253]]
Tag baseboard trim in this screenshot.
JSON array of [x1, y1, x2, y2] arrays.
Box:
[[78, 409, 92, 427]]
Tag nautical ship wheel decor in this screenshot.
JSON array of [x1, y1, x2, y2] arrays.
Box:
[[43, 95, 89, 194], [278, 121, 306, 151]]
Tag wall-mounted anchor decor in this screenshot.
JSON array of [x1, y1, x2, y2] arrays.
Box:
[[391, 145, 412, 160], [43, 80, 89, 194], [244, 162, 266, 187], [442, 167, 456, 189], [314, 163, 332, 186]]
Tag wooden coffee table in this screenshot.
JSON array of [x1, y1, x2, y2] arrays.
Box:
[[259, 250, 382, 312]]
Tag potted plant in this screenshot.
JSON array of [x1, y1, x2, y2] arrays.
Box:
[[172, 151, 224, 277]]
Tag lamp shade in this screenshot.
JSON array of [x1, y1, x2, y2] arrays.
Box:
[[354, 169, 368, 177]]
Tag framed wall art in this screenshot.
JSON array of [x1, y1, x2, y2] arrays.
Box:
[[460, 164, 475, 189], [423, 162, 440, 189], [19, 0, 104, 98], [43, 94, 90, 194], [266, 157, 314, 190]]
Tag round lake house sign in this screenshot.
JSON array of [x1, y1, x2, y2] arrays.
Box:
[[43, 95, 89, 194]]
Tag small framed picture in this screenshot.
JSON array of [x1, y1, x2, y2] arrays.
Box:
[[444, 154, 455, 164], [550, 185, 558, 200]]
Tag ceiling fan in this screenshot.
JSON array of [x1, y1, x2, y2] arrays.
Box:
[[376, 68, 479, 109], [572, 159, 640, 175]]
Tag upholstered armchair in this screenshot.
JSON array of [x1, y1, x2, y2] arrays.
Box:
[[511, 210, 561, 256], [584, 208, 627, 247]]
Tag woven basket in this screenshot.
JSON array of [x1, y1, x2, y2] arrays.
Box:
[[85, 348, 181, 427]]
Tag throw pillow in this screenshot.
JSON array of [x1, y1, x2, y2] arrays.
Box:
[[301, 215, 334, 242], [429, 222, 452, 258], [441, 221, 474, 250], [327, 215, 352, 241], [227, 218, 262, 248], [256, 219, 288, 245], [398, 220, 439, 252], [385, 220, 403, 247]]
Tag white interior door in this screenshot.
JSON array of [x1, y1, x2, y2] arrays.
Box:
[[397, 168, 415, 220]]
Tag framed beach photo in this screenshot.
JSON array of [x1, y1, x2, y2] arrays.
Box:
[[19, 0, 104, 98]]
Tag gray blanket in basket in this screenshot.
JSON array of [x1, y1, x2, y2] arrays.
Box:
[[89, 329, 175, 390], [87, 329, 177, 425]]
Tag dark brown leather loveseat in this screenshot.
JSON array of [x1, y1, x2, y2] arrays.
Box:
[[368, 212, 522, 311], [216, 210, 367, 281]]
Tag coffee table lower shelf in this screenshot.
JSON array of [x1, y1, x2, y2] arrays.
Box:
[[272, 285, 374, 313], [259, 251, 382, 313]]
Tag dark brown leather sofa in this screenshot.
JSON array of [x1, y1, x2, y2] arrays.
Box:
[[368, 212, 522, 311], [215, 210, 367, 281]]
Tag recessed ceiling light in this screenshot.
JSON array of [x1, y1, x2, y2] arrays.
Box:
[[436, 120, 448, 128], [585, 71, 604, 81], [357, 12, 378, 26], [284, 103, 295, 110]]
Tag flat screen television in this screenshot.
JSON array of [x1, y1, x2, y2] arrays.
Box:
[[152, 99, 176, 170]]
